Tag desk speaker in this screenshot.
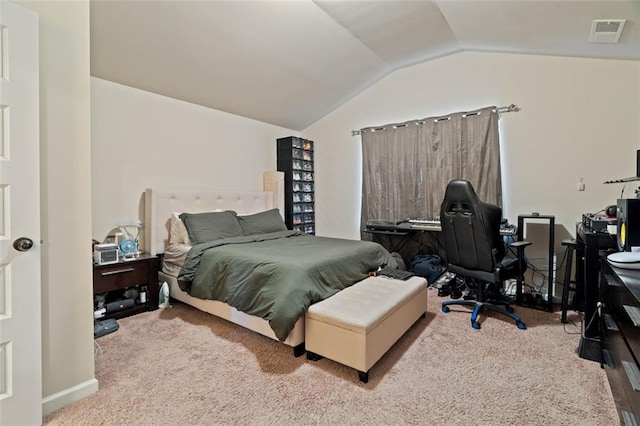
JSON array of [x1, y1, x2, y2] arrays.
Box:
[[617, 198, 640, 251]]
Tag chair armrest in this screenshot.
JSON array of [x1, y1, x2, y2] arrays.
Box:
[[510, 240, 532, 249]]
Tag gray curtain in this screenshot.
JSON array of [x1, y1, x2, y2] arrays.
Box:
[[361, 106, 501, 238]]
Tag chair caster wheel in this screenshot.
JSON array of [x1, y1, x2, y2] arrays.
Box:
[[505, 306, 514, 313], [517, 322, 527, 330], [471, 321, 481, 329], [442, 306, 450, 313]]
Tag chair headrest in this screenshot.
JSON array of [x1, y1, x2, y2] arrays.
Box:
[[443, 180, 480, 213]]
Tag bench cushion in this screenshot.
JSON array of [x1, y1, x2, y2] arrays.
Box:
[[306, 276, 427, 333]]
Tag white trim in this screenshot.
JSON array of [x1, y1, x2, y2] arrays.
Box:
[[41, 378, 98, 416]]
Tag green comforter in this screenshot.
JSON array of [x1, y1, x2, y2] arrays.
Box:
[[177, 230, 396, 341]]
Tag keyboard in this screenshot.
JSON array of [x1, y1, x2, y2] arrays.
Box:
[[366, 220, 403, 231], [408, 218, 440, 225], [366, 217, 516, 236], [377, 267, 415, 280], [407, 218, 441, 230]]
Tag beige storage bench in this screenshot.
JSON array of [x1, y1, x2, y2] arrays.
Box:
[[305, 275, 428, 383]]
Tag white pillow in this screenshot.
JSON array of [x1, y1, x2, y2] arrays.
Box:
[[169, 213, 191, 245], [163, 242, 192, 271]]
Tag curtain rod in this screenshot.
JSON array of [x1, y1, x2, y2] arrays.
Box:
[[351, 104, 520, 136]]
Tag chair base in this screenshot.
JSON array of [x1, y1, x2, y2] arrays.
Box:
[[442, 299, 526, 330]]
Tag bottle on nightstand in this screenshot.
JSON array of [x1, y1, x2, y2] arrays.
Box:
[[139, 285, 148, 304]]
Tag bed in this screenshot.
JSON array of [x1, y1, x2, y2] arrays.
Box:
[[144, 176, 396, 356]]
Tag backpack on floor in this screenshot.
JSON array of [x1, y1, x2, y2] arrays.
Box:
[[409, 254, 445, 283]]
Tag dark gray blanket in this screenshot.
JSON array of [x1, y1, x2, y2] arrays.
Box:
[[177, 230, 396, 340]]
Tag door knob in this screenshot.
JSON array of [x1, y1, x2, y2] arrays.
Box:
[[13, 237, 34, 252]]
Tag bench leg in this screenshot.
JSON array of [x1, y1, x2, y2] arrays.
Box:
[[306, 351, 324, 361], [358, 370, 369, 383], [293, 343, 305, 358]]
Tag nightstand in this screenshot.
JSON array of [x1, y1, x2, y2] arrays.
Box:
[[93, 253, 159, 320]]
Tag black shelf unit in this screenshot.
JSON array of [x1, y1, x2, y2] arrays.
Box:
[[516, 214, 555, 312], [277, 136, 315, 234]]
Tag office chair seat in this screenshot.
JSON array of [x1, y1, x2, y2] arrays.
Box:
[[439, 179, 531, 330], [442, 258, 527, 330]]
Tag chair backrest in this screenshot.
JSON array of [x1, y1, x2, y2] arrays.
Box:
[[439, 180, 505, 273]]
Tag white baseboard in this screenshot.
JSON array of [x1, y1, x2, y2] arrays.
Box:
[[42, 378, 99, 416]]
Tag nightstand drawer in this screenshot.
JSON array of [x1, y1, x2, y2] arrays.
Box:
[[93, 261, 149, 293]]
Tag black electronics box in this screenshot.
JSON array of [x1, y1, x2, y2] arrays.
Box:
[[582, 214, 616, 233], [617, 198, 640, 251], [591, 217, 616, 233]]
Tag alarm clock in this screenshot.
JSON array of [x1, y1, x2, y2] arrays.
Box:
[[94, 243, 119, 265]]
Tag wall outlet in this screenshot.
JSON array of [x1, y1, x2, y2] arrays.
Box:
[[577, 177, 585, 191]]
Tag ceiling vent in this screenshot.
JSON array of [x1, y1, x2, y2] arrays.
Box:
[[589, 19, 626, 43]]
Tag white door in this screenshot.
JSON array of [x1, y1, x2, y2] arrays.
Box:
[[0, 1, 42, 425]]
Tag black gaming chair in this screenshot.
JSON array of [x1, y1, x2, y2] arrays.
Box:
[[440, 180, 530, 330]]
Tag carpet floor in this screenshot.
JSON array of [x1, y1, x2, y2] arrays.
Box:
[[44, 288, 619, 425]]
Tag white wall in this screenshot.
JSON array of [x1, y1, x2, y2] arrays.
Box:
[[18, 0, 97, 415], [303, 51, 640, 241], [91, 78, 299, 245]]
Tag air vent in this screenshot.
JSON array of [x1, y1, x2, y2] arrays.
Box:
[[589, 19, 626, 43]]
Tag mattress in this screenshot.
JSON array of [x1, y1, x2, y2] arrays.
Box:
[[178, 231, 397, 341], [159, 269, 306, 347]]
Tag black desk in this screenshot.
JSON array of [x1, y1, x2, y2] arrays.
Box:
[[363, 222, 444, 261], [364, 221, 518, 266], [363, 223, 414, 253], [365, 221, 517, 236], [576, 224, 617, 361]]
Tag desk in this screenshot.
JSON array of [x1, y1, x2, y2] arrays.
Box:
[[364, 223, 444, 261], [365, 221, 517, 236], [576, 224, 617, 361], [364, 220, 518, 265], [363, 228, 413, 253]]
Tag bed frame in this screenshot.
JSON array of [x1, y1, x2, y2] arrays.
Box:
[[143, 173, 306, 356]]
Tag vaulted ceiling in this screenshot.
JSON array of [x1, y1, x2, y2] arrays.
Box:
[[90, 1, 640, 131]]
